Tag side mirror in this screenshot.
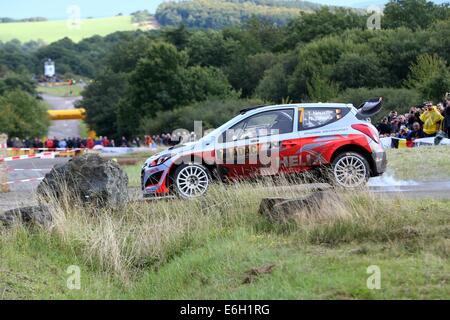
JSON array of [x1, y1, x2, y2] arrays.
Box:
[[356, 97, 383, 120]]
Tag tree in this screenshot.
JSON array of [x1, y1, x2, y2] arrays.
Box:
[[163, 25, 191, 50], [406, 53, 450, 101], [383, 0, 450, 30], [0, 90, 49, 138], [255, 63, 289, 102], [331, 53, 388, 89], [117, 42, 234, 137], [284, 8, 366, 47], [0, 73, 36, 96], [306, 75, 339, 102], [187, 30, 240, 67], [118, 42, 189, 137], [106, 35, 155, 73], [226, 52, 278, 97], [81, 69, 128, 138], [184, 66, 235, 102]]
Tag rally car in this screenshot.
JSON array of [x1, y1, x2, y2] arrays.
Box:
[[142, 98, 387, 199]]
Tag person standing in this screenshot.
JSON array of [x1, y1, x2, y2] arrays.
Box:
[[420, 103, 444, 137], [443, 100, 450, 137]]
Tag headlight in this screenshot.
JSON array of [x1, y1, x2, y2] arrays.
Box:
[[149, 154, 172, 167]]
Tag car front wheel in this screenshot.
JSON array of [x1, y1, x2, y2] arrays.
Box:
[[332, 152, 370, 188], [173, 164, 210, 199]]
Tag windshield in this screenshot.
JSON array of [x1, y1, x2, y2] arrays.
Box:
[[198, 113, 247, 142]]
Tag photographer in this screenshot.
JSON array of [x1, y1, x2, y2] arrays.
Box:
[[407, 106, 422, 129], [377, 117, 392, 136], [419, 102, 444, 137]]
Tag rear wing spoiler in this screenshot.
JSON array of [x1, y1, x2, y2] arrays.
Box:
[[356, 97, 383, 120]]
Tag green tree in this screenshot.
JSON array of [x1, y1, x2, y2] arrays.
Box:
[[255, 63, 289, 102], [0, 73, 36, 96], [184, 66, 235, 102], [118, 42, 189, 137], [187, 30, 240, 67], [284, 8, 367, 47], [81, 69, 128, 138], [0, 90, 49, 138], [383, 0, 450, 30], [163, 25, 191, 50], [226, 52, 278, 97], [331, 53, 388, 89], [406, 53, 450, 101], [117, 42, 235, 137], [306, 75, 339, 102]]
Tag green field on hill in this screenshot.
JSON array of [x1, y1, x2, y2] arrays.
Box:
[[0, 16, 139, 43]]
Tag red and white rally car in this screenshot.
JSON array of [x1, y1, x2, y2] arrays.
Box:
[[142, 98, 387, 198]]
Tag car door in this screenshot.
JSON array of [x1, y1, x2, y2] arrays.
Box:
[[296, 106, 350, 170], [216, 108, 296, 179]]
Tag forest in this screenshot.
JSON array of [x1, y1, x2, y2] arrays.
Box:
[[2, 0, 450, 139], [155, 0, 327, 29]]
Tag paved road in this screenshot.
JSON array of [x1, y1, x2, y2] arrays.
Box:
[[1, 158, 70, 211], [2, 157, 450, 212], [42, 94, 82, 139]]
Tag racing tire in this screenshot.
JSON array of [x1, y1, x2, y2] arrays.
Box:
[[331, 152, 370, 188], [172, 164, 211, 199]]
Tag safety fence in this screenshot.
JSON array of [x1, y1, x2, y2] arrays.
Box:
[[0, 152, 59, 163], [3, 148, 85, 157], [380, 136, 450, 149]]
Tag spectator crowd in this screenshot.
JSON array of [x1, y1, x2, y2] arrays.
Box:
[[4, 132, 198, 150], [376, 96, 450, 144]]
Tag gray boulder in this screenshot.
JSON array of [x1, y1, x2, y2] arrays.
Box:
[[37, 154, 128, 208], [259, 191, 331, 222], [0, 205, 52, 228]]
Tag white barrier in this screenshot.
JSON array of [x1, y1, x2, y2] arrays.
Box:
[[0, 152, 56, 163], [0, 177, 44, 186], [380, 136, 450, 148]]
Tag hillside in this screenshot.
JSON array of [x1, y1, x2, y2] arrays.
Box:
[[155, 0, 325, 28], [0, 15, 158, 44]]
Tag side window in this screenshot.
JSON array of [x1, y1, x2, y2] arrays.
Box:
[[225, 109, 294, 142], [299, 107, 349, 131]]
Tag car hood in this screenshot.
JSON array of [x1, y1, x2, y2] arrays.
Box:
[[144, 140, 207, 166]]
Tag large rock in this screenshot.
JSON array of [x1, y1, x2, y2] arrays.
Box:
[[259, 191, 331, 222], [0, 205, 52, 228], [37, 154, 128, 207]]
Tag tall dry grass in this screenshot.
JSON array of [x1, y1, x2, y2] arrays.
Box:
[[7, 174, 442, 284]]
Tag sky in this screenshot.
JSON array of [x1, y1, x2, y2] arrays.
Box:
[[0, 0, 166, 20], [0, 0, 447, 20]]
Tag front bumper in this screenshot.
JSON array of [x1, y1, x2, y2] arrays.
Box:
[[141, 163, 170, 196], [371, 151, 387, 176]]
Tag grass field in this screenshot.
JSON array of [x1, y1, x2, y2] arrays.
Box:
[[0, 16, 139, 43], [1, 146, 449, 299], [386, 146, 450, 181], [37, 85, 84, 97]]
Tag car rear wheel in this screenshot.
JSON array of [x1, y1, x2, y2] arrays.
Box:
[[173, 164, 210, 199], [332, 152, 369, 188]]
